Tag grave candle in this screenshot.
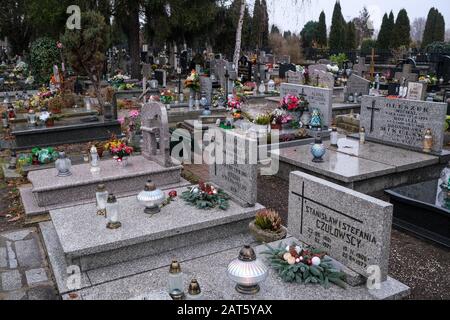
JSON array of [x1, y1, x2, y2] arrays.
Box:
[[95, 184, 108, 217], [330, 126, 338, 147], [106, 194, 121, 229], [90, 145, 100, 174], [168, 260, 184, 297], [186, 279, 203, 300]]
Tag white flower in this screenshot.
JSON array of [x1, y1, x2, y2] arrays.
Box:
[[295, 245, 302, 254]]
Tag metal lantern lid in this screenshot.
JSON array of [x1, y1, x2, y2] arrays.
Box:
[[169, 260, 181, 274], [238, 245, 256, 262], [107, 194, 117, 204], [188, 279, 201, 295], [97, 184, 106, 192], [144, 180, 157, 192], [59, 152, 67, 159]]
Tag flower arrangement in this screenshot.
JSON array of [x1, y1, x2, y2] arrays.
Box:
[[254, 113, 272, 126], [104, 139, 134, 161], [184, 70, 200, 92], [250, 209, 287, 243], [30, 147, 59, 165], [227, 97, 241, 110], [160, 89, 175, 105], [128, 109, 141, 133], [161, 190, 178, 208], [280, 94, 301, 111], [181, 181, 230, 210], [212, 88, 226, 108], [271, 108, 293, 125], [262, 242, 346, 289]]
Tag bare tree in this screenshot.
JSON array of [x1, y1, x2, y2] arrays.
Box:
[[233, 0, 246, 68], [411, 17, 426, 46]]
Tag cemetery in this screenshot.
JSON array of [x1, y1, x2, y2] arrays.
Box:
[[0, 0, 449, 305]]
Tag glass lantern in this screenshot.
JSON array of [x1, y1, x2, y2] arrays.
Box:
[[84, 96, 92, 111], [55, 152, 72, 177], [137, 180, 166, 215], [186, 279, 203, 300], [27, 109, 36, 127], [90, 145, 100, 174], [168, 260, 184, 298], [106, 194, 121, 229], [95, 184, 108, 217]]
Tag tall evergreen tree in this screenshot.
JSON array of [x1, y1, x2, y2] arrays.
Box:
[[329, 1, 346, 52], [422, 8, 445, 48], [271, 25, 280, 34], [252, 0, 269, 50], [317, 11, 327, 48], [300, 21, 319, 48], [377, 13, 390, 49], [393, 9, 411, 48], [345, 21, 357, 50]]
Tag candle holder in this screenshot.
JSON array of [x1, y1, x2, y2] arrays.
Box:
[[55, 152, 72, 177], [96, 184, 108, 217], [186, 279, 203, 300], [137, 180, 165, 215], [168, 260, 184, 299], [106, 194, 121, 229], [227, 245, 268, 295]]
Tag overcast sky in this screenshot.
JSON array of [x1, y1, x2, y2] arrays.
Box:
[[246, 0, 449, 34]]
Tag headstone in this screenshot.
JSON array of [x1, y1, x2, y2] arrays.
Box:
[[238, 56, 252, 83], [141, 101, 173, 167], [394, 64, 418, 83], [346, 74, 370, 100], [317, 59, 331, 65], [360, 96, 447, 153], [279, 55, 291, 64], [288, 171, 393, 281], [213, 59, 227, 88], [154, 69, 166, 87], [286, 70, 304, 85], [209, 129, 258, 207], [265, 54, 275, 65], [406, 82, 427, 101], [200, 76, 213, 106], [279, 63, 296, 79], [309, 69, 334, 89], [353, 58, 367, 77], [280, 83, 333, 128]]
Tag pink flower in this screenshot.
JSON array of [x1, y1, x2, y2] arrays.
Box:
[[129, 110, 140, 118], [118, 117, 125, 125]]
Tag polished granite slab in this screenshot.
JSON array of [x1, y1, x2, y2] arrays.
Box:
[[273, 138, 442, 183]]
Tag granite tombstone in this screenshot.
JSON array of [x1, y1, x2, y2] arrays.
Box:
[[288, 171, 393, 281], [406, 82, 427, 101], [346, 74, 370, 101], [280, 83, 333, 128], [209, 129, 258, 207], [286, 70, 305, 85], [360, 96, 447, 153]]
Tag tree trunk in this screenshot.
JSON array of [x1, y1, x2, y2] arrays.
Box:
[[129, 4, 141, 79], [233, 0, 246, 69]]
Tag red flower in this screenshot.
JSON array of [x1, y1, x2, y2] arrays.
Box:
[[169, 190, 177, 198]]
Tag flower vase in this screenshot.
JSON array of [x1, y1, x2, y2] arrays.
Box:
[[116, 157, 128, 168], [189, 89, 195, 109]]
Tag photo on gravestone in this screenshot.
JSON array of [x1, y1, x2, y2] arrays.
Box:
[[288, 171, 393, 281], [209, 129, 258, 207], [280, 83, 333, 128], [360, 96, 447, 153]]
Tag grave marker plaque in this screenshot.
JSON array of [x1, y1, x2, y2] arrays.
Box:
[[288, 171, 393, 281], [280, 83, 333, 128], [360, 96, 447, 153]]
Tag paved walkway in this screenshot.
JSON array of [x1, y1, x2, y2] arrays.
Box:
[[0, 227, 58, 300]]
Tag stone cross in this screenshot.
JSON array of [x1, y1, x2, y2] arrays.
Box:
[[394, 64, 418, 83], [141, 101, 172, 167]]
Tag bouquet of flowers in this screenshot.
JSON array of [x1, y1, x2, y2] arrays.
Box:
[[227, 97, 241, 110], [128, 109, 141, 133], [181, 181, 230, 210], [160, 89, 175, 104], [184, 70, 200, 91], [104, 139, 133, 161], [212, 88, 226, 108], [280, 94, 308, 112], [271, 108, 293, 125]]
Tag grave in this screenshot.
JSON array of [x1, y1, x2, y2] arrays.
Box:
[[273, 95, 450, 198], [39, 117, 269, 299], [353, 58, 368, 77], [360, 96, 447, 154], [279, 83, 333, 129], [238, 56, 252, 83], [406, 82, 427, 101], [345, 74, 370, 102], [287, 171, 409, 298], [19, 102, 187, 217], [279, 63, 296, 79], [394, 64, 418, 84], [286, 70, 304, 85]]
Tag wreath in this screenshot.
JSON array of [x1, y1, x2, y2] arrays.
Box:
[[261, 242, 346, 289], [181, 182, 230, 210]]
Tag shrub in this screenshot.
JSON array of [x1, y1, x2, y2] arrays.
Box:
[[254, 209, 282, 232], [30, 37, 60, 85]]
